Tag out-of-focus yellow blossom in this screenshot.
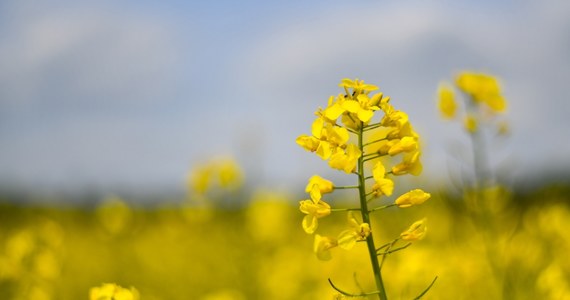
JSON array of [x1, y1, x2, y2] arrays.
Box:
[[372, 161, 394, 196], [96, 196, 133, 235], [392, 151, 422, 176], [464, 115, 478, 133], [387, 136, 419, 156], [456, 72, 507, 112], [305, 175, 334, 202], [438, 83, 457, 119], [218, 158, 243, 189], [395, 189, 431, 208], [33, 250, 59, 280], [400, 219, 427, 241], [329, 144, 361, 173], [189, 164, 214, 194], [314, 234, 338, 261], [187, 157, 243, 195], [299, 200, 332, 234], [89, 283, 139, 300], [337, 212, 371, 250]]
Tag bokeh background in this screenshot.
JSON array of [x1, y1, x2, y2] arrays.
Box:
[[1, 0, 570, 299]]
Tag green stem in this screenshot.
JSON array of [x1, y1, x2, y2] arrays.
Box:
[[363, 137, 388, 147], [330, 208, 362, 212], [357, 125, 388, 300], [369, 204, 396, 212], [334, 185, 359, 190]]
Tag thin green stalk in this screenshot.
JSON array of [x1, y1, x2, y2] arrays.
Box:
[[334, 185, 359, 190], [357, 125, 388, 300]]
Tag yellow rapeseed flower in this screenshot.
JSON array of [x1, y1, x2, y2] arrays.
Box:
[[337, 212, 371, 250], [297, 120, 349, 160], [89, 283, 139, 300], [395, 189, 431, 208], [371, 161, 394, 196], [339, 78, 379, 93], [305, 175, 334, 202], [392, 150, 422, 176], [299, 200, 332, 234], [400, 218, 427, 241], [328, 144, 361, 173], [387, 136, 419, 156], [314, 234, 338, 261]]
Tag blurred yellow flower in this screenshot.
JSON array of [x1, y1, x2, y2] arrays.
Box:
[[400, 219, 427, 241], [218, 158, 243, 189], [96, 196, 133, 235], [464, 115, 478, 133], [438, 83, 457, 119], [337, 212, 371, 250], [187, 157, 243, 195], [299, 200, 332, 234], [314, 234, 338, 261], [456, 72, 507, 112], [395, 189, 431, 208], [89, 283, 139, 300], [305, 175, 334, 202]]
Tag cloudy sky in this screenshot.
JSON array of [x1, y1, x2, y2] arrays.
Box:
[[1, 0, 569, 196]]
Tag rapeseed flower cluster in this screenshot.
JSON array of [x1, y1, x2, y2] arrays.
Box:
[[297, 78, 434, 299], [187, 157, 243, 195], [438, 72, 508, 135]]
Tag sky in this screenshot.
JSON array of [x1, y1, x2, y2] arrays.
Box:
[[1, 0, 569, 198]]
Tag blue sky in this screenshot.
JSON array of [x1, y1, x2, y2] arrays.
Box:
[[1, 0, 569, 196]]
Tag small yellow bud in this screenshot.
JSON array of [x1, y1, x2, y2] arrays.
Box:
[[395, 189, 431, 208]]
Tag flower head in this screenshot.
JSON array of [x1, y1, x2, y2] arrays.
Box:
[[456, 72, 507, 113]]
